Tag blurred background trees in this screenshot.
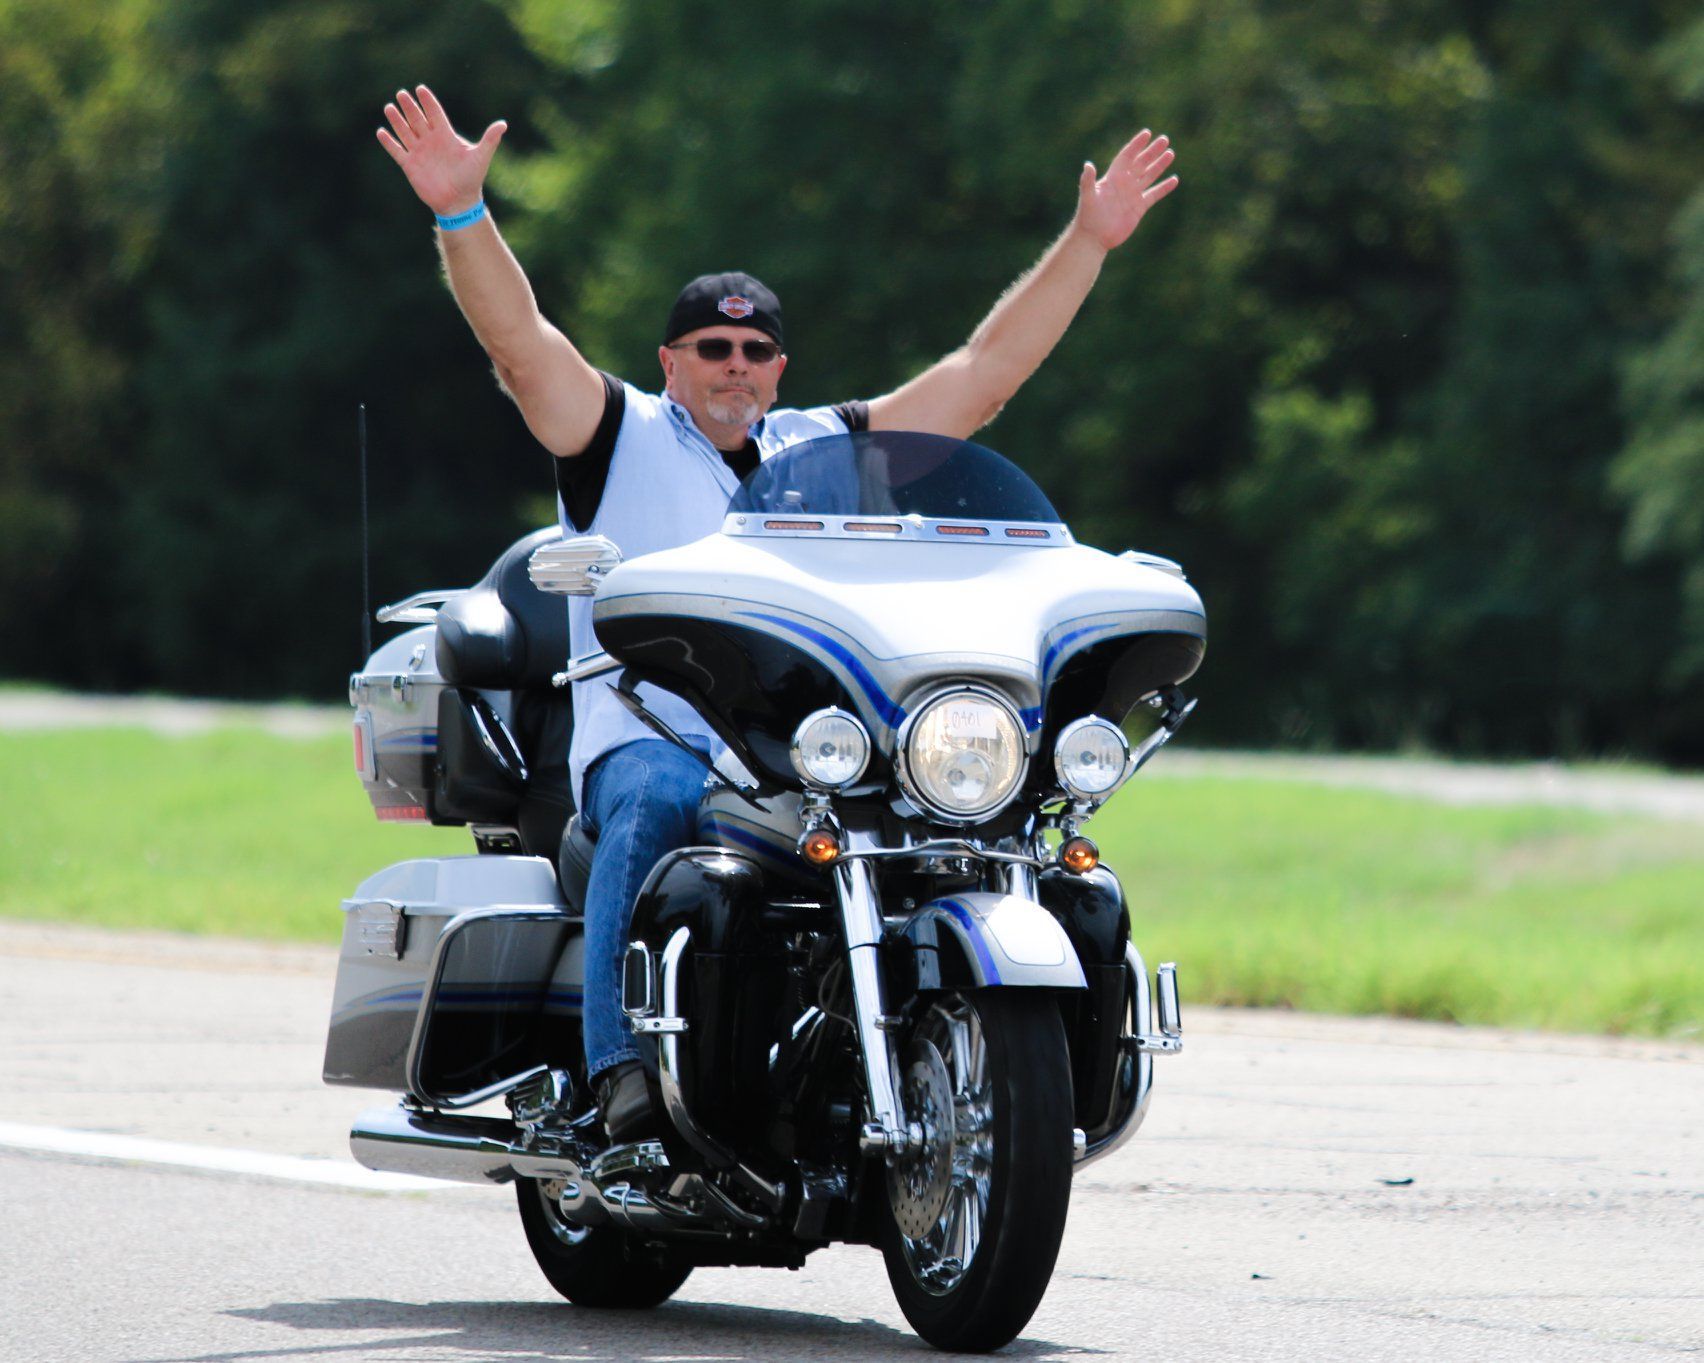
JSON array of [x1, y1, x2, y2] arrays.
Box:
[[2, 0, 1702, 760]]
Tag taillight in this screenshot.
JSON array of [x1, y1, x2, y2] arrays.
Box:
[[352, 712, 377, 782]]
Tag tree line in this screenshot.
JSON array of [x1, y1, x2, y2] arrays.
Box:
[[3, 0, 1702, 760]]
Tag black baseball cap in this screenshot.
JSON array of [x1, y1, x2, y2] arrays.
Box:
[[664, 271, 784, 348]]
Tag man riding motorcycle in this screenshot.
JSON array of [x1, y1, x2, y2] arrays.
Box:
[[375, 82, 1180, 1142]]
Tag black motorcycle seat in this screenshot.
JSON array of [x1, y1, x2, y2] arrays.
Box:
[[558, 813, 597, 913], [435, 526, 568, 691]]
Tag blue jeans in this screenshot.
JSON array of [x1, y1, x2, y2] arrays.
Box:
[[577, 738, 709, 1083]]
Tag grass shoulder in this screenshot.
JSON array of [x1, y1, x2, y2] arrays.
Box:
[[2, 725, 1699, 1038]]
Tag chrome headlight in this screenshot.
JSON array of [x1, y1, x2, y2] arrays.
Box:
[[790, 707, 871, 788], [1054, 716, 1130, 802], [897, 688, 1027, 821]]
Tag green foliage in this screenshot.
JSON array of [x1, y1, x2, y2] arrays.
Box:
[[1614, 16, 1704, 708], [0, 0, 558, 696], [119, 0, 560, 695], [0, 0, 170, 676], [1209, 1, 1700, 757], [3, 0, 1704, 759]]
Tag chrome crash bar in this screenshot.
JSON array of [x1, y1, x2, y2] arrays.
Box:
[[620, 927, 787, 1213], [1075, 944, 1182, 1169]]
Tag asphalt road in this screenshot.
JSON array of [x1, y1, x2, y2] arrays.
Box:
[[1, 921, 1700, 1362]]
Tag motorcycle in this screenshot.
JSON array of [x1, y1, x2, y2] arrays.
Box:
[[325, 429, 1203, 1352]]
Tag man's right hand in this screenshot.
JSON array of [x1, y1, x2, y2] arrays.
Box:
[[377, 85, 506, 218], [380, 85, 604, 458]]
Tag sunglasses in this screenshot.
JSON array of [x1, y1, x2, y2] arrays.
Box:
[[667, 338, 784, 364]]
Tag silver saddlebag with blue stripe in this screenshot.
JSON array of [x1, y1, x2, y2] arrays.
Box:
[[322, 856, 581, 1104]]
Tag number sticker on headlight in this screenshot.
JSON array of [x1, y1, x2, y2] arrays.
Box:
[[943, 704, 997, 739]]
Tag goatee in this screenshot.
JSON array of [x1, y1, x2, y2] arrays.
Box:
[[707, 391, 759, 428]]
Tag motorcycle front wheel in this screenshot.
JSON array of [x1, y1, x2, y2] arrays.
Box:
[[880, 990, 1074, 1352], [515, 1178, 693, 1309]]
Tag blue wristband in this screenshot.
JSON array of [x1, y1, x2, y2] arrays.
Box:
[[435, 200, 487, 232]]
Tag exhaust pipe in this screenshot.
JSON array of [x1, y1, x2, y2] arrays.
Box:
[[350, 1105, 584, 1184], [349, 1105, 708, 1235]]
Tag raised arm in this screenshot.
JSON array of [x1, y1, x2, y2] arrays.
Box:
[[377, 85, 605, 458], [867, 129, 1178, 440]]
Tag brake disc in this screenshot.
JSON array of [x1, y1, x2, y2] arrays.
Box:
[[887, 1037, 955, 1240]]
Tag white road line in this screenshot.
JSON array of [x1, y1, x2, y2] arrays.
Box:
[[0, 1121, 448, 1192]]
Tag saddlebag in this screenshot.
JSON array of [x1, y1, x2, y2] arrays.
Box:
[[322, 855, 583, 1105]]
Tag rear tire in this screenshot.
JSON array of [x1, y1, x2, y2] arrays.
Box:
[[880, 990, 1074, 1353], [515, 1178, 692, 1309]]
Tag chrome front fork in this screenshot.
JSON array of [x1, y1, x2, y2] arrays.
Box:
[[831, 846, 912, 1158], [835, 855, 1041, 1157], [1002, 861, 1039, 898]]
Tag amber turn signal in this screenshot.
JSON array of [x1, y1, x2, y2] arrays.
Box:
[[800, 828, 842, 866], [1059, 836, 1099, 874]]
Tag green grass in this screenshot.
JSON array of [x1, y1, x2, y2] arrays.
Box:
[[0, 726, 464, 940], [1, 726, 1700, 1037], [1087, 779, 1704, 1038]]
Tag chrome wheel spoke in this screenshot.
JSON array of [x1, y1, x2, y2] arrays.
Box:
[[957, 1182, 982, 1268], [892, 993, 997, 1297]]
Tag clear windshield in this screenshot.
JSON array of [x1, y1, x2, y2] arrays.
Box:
[[728, 430, 1061, 523]]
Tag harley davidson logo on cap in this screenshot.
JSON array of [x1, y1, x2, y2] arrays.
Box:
[[718, 295, 756, 319]]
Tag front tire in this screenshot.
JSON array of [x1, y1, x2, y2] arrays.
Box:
[[515, 1178, 692, 1309], [880, 990, 1074, 1352]]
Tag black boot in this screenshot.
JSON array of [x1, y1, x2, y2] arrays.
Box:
[[595, 1060, 656, 1144]]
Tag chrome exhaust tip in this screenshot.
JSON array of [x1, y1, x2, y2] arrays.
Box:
[[349, 1105, 584, 1185]]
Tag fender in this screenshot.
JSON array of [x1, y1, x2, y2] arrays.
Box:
[[897, 892, 1087, 991]]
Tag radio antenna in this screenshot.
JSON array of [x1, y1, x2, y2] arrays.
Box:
[[358, 402, 372, 660]]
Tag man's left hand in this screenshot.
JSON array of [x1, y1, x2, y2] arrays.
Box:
[[1073, 129, 1178, 253]]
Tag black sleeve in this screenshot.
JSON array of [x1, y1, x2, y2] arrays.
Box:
[[831, 400, 870, 433], [553, 371, 626, 532]]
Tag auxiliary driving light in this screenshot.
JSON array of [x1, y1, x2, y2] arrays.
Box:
[[1059, 836, 1100, 874], [790, 707, 871, 789], [1054, 716, 1130, 802]]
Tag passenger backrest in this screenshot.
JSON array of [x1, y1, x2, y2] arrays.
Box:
[[432, 527, 573, 854], [434, 526, 568, 691]]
